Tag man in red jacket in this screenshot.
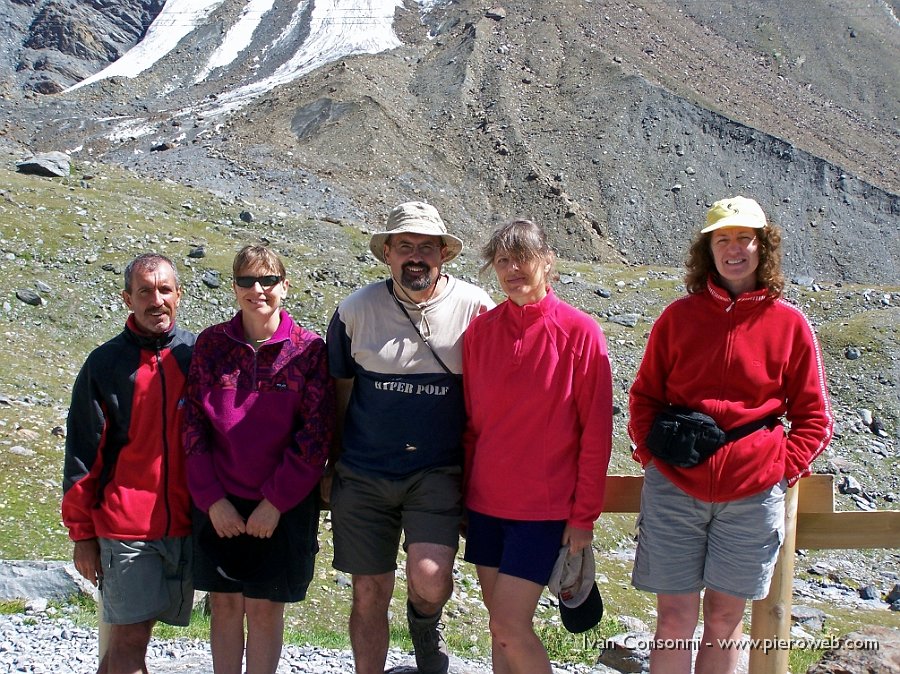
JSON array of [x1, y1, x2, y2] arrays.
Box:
[[62, 253, 196, 674]]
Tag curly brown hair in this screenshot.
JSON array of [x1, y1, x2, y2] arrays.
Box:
[[684, 224, 785, 297]]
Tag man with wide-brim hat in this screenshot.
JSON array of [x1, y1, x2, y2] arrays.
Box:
[[368, 200, 463, 264], [325, 201, 493, 674]]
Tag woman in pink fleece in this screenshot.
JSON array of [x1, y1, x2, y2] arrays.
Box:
[[628, 196, 833, 674], [462, 219, 613, 673], [183, 245, 334, 674]]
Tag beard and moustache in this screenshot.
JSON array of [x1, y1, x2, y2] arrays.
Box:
[[398, 261, 436, 293]]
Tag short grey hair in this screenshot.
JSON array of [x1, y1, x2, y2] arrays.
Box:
[[124, 253, 179, 292]]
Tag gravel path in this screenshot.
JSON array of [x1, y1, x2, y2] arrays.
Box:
[[0, 612, 512, 674]]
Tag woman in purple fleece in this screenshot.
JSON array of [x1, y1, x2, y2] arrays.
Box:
[[183, 245, 335, 674]]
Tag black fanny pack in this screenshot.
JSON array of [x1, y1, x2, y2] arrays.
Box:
[[645, 407, 779, 468]]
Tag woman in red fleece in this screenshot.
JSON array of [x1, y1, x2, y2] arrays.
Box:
[[628, 196, 833, 674], [463, 219, 613, 673]]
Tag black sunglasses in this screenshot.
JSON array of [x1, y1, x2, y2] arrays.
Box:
[[234, 275, 283, 288]]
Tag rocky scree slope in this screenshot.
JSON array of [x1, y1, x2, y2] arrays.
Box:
[[0, 0, 896, 284]]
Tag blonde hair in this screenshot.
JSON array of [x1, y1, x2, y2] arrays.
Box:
[[232, 245, 286, 278]]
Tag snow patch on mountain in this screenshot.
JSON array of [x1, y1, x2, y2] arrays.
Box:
[[66, 0, 440, 114], [195, 0, 277, 83], [66, 0, 226, 91], [198, 0, 409, 118]]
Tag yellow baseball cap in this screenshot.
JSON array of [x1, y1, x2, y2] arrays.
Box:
[[702, 196, 767, 233]]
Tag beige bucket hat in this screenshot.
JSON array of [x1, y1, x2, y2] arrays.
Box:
[[369, 201, 464, 263]]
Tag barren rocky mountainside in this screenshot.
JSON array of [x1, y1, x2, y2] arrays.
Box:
[[0, 0, 897, 282]]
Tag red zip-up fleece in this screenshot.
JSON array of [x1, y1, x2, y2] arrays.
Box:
[[628, 279, 833, 502], [463, 289, 613, 531], [62, 315, 196, 541]]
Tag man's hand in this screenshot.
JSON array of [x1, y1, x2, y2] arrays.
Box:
[[208, 498, 246, 538], [246, 499, 281, 538], [319, 473, 334, 507], [73, 539, 102, 586]]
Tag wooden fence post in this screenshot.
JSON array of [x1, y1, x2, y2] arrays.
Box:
[[749, 483, 800, 674]]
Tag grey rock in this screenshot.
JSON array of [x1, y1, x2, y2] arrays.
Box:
[[15, 289, 43, 306], [201, 270, 221, 289], [16, 151, 70, 178], [871, 417, 888, 437], [596, 630, 652, 673], [888, 584, 900, 604], [608, 314, 640, 328], [838, 475, 862, 495], [807, 562, 834, 576], [0, 561, 93, 602], [25, 598, 49, 613], [844, 346, 861, 360], [858, 584, 880, 600], [806, 627, 900, 674], [188, 245, 206, 259], [791, 604, 827, 632]]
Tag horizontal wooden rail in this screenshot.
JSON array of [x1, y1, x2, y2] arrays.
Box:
[[601, 472, 898, 674], [797, 511, 900, 549], [99, 473, 896, 673], [604, 473, 839, 515]]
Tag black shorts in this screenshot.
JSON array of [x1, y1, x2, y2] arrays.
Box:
[[192, 490, 320, 602]]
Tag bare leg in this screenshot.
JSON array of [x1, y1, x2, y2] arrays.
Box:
[[695, 589, 747, 674], [244, 597, 285, 674], [100, 620, 155, 674], [209, 592, 246, 674], [406, 542, 455, 615], [406, 542, 455, 674], [477, 566, 551, 674], [650, 592, 701, 673], [349, 572, 395, 674]]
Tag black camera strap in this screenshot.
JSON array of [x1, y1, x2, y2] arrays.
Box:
[[386, 279, 455, 376]]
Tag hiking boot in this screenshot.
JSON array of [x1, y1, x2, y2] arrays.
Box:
[[406, 601, 449, 674]]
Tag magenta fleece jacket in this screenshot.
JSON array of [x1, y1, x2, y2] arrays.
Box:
[[183, 310, 335, 513], [463, 289, 613, 531], [628, 279, 833, 502]]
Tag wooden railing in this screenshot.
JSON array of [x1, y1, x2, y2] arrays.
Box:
[[98, 474, 899, 672], [601, 473, 900, 674]]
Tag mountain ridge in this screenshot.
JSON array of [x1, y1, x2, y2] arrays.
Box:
[[0, 0, 897, 283]]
